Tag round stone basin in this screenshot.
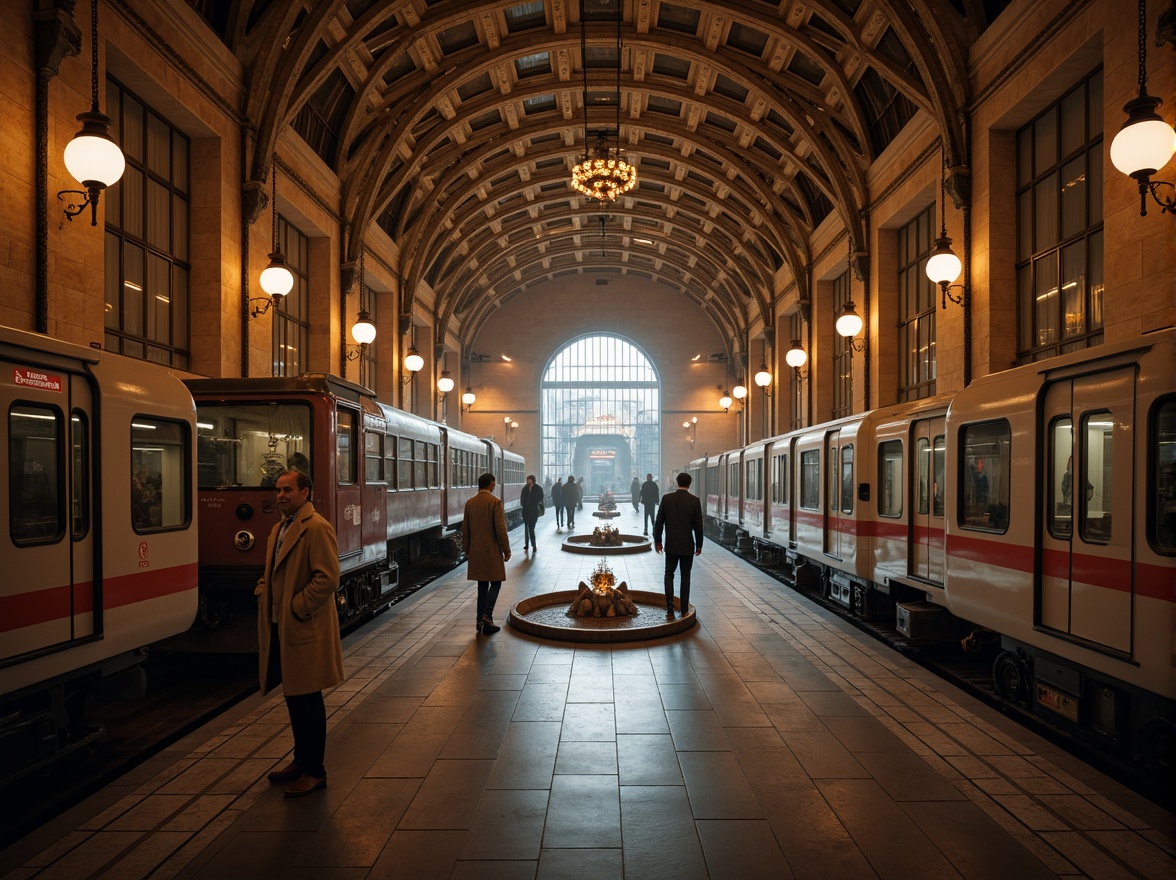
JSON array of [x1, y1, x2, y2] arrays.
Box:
[[592, 510, 621, 518], [562, 534, 651, 554], [509, 590, 694, 642]]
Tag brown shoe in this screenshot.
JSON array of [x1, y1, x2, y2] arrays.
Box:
[[284, 774, 327, 797], [267, 761, 301, 784]]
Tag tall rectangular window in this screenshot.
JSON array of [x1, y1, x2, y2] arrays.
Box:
[[832, 271, 852, 418], [104, 79, 190, 368], [788, 312, 804, 431], [360, 287, 378, 392], [1016, 69, 1104, 362], [273, 217, 310, 377], [898, 205, 936, 400]]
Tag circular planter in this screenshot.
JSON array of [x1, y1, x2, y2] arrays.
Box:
[[509, 590, 694, 643], [561, 534, 652, 554]]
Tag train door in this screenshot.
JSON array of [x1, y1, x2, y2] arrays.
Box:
[[911, 418, 946, 582], [1040, 370, 1134, 654], [2, 362, 95, 661], [824, 431, 846, 559], [334, 405, 362, 562]]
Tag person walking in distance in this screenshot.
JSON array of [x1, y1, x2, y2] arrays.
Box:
[[563, 475, 580, 531], [630, 475, 641, 513], [550, 476, 565, 533], [255, 470, 344, 797], [640, 472, 660, 536], [653, 471, 704, 620], [519, 474, 544, 555], [463, 473, 512, 634]]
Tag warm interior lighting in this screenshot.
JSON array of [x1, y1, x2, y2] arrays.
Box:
[[350, 308, 376, 346], [461, 387, 476, 412], [404, 346, 424, 373], [719, 391, 733, 412], [926, 237, 962, 287], [437, 371, 455, 394], [732, 384, 748, 401], [785, 340, 808, 370], [754, 363, 772, 387], [835, 301, 863, 339]]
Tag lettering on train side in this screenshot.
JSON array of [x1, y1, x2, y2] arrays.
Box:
[[13, 368, 63, 391], [138, 541, 150, 569]]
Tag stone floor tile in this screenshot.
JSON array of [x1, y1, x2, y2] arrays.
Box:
[[555, 740, 617, 775], [459, 788, 550, 860], [619, 785, 708, 880], [1038, 831, 1139, 880], [665, 710, 730, 751], [293, 777, 420, 866], [795, 690, 872, 717], [344, 695, 424, 725], [901, 799, 1056, 878], [855, 751, 964, 802], [398, 759, 494, 830], [513, 681, 571, 722], [776, 728, 868, 779], [185, 831, 304, 879], [695, 819, 794, 880], [440, 690, 519, 759], [1086, 830, 1176, 879], [367, 732, 449, 777], [657, 682, 713, 711], [104, 795, 192, 831], [617, 733, 683, 786], [821, 715, 911, 754], [536, 848, 623, 880], [613, 698, 670, 735], [368, 829, 465, 880], [990, 794, 1071, 832], [560, 702, 616, 741], [543, 776, 621, 848], [1034, 794, 1128, 831], [566, 673, 615, 703], [488, 721, 562, 789], [817, 778, 963, 879], [677, 752, 763, 819], [396, 705, 466, 737]]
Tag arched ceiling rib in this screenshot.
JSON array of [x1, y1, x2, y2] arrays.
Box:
[[211, 0, 990, 347]]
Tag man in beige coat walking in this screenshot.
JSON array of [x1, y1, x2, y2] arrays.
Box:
[[462, 472, 512, 635], [255, 470, 344, 797]]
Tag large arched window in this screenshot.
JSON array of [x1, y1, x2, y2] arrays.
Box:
[[541, 335, 659, 497]]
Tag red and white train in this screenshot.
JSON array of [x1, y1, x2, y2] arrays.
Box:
[[689, 329, 1175, 769], [183, 374, 524, 649], [0, 326, 524, 779]]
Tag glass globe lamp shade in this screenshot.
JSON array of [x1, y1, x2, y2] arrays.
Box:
[[437, 372, 455, 393], [754, 364, 772, 387], [719, 392, 733, 411], [835, 302, 864, 339], [1110, 107, 1176, 177], [461, 388, 476, 407], [732, 384, 748, 400], [404, 347, 424, 373], [785, 341, 808, 370], [925, 238, 963, 286], [259, 252, 295, 298], [351, 310, 376, 346], [63, 112, 126, 187]]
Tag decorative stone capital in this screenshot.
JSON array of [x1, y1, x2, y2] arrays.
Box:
[[34, 1, 81, 78], [242, 179, 268, 226], [945, 166, 971, 209]]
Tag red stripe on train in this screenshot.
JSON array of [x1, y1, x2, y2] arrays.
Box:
[[0, 563, 198, 633]]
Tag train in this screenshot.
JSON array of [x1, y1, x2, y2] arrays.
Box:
[[688, 328, 1175, 771], [0, 325, 524, 781]]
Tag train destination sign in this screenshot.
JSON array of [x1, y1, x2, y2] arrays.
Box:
[[588, 449, 615, 459], [13, 368, 62, 392]]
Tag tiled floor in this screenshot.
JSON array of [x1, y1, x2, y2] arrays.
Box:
[[2, 510, 1173, 879]]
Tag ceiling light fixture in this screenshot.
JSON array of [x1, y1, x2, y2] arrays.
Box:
[[570, 0, 636, 202], [1110, 0, 1176, 215], [925, 147, 965, 308], [250, 157, 294, 317]]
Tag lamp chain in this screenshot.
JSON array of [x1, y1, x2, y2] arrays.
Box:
[[939, 145, 948, 237], [614, 0, 621, 157], [1135, 0, 1146, 96], [579, 0, 589, 161], [358, 244, 365, 310], [271, 157, 278, 251], [89, 0, 99, 111]]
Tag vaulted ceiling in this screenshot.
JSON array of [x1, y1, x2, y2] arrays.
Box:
[[196, 0, 1005, 347]]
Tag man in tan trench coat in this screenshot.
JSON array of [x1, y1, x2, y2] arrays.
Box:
[[255, 470, 344, 797], [462, 472, 512, 635]]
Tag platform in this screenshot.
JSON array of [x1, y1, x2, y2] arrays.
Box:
[[2, 505, 1171, 879]]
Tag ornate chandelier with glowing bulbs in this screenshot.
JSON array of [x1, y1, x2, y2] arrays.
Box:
[[570, 0, 635, 203]]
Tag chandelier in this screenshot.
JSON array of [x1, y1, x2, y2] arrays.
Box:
[[570, 0, 635, 202]]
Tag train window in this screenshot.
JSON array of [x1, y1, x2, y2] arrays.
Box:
[[71, 411, 89, 539], [827, 445, 840, 513], [707, 464, 718, 498], [9, 404, 63, 544], [195, 402, 310, 488], [427, 443, 440, 488], [840, 445, 854, 514], [365, 430, 384, 483], [961, 420, 1010, 532], [385, 434, 398, 491], [1048, 417, 1074, 538], [771, 453, 788, 505], [398, 438, 414, 490], [131, 417, 189, 532], [1152, 399, 1176, 553], [1080, 412, 1113, 545], [878, 441, 902, 517], [414, 443, 427, 488], [916, 438, 930, 515], [337, 409, 356, 485], [932, 437, 945, 518], [800, 450, 819, 509]]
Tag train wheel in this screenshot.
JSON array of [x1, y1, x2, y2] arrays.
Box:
[[993, 652, 1029, 706], [1139, 718, 1173, 773]]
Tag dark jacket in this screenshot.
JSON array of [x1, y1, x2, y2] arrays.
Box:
[[520, 482, 544, 522], [563, 480, 581, 508], [640, 479, 660, 506], [653, 488, 704, 555], [630, 478, 641, 504], [550, 479, 564, 506]]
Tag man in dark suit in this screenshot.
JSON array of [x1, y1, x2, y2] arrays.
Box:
[[653, 472, 704, 620], [640, 473, 659, 536]]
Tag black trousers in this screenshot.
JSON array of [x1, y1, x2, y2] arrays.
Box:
[[477, 580, 501, 622], [643, 503, 656, 533], [664, 552, 694, 612], [523, 516, 538, 548], [553, 503, 564, 526], [270, 623, 327, 778]]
